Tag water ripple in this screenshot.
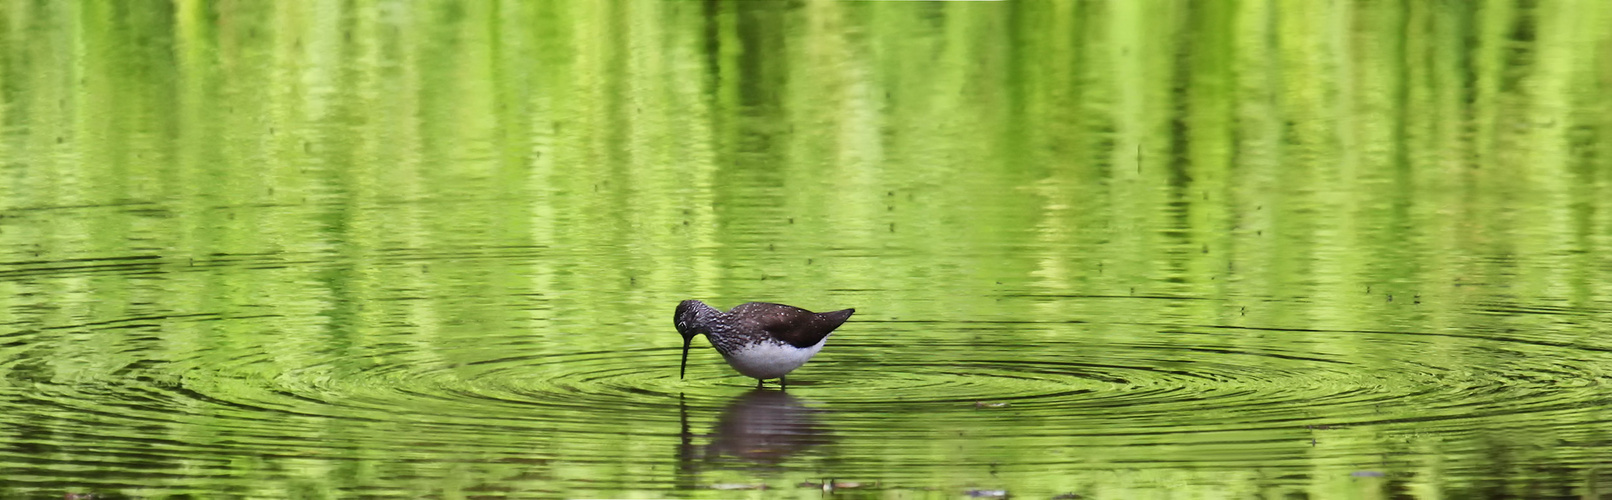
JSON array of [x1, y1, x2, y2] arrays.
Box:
[[5, 301, 1612, 496]]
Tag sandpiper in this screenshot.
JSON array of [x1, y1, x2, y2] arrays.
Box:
[[676, 300, 855, 387]]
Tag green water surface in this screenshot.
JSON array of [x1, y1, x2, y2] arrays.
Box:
[[3, 1, 1612, 498]]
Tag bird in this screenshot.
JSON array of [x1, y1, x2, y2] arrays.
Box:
[[675, 300, 855, 388]]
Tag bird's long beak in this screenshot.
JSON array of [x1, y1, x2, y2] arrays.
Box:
[[680, 336, 692, 379]]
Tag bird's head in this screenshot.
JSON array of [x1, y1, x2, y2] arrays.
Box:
[[675, 299, 716, 379]]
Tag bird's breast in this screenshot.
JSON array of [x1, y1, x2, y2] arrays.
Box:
[[719, 336, 829, 379]]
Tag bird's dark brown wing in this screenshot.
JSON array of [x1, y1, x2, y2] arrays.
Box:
[[730, 302, 855, 348]]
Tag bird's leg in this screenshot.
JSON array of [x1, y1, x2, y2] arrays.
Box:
[[756, 378, 764, 389], [781, 375, 787, 389]]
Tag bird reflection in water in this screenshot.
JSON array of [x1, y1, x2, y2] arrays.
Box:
[[678, 389, 834, 475]]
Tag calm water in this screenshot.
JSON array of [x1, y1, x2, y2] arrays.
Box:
[[4, 1, 1612, 498]]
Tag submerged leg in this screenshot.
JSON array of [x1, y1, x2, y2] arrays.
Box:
[[756, 378, 764, 389], [780, 375, 787, 389]]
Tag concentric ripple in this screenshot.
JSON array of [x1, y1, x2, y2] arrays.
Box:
[[6, 248, 1612, 497], [9, 307, 1612, 446], [811, 320, 1612, 432]]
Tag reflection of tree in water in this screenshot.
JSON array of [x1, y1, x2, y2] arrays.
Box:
[[677, 389, 834, 485]]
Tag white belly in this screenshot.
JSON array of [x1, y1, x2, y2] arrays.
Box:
[[721, 336, 828, 379]]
